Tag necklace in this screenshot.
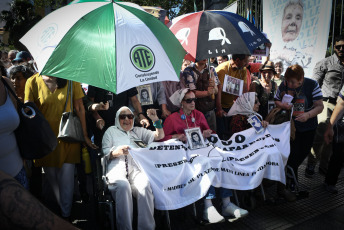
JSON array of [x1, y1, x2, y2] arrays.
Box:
[[180, 111, 196, 129], [293, 81, 304, 99]]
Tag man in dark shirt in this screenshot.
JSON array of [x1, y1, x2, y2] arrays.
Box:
[[87, 86, 149, 147]]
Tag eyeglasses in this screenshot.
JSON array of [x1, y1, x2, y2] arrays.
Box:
[[255, 100, 259, 104], [183, 98, 197, 103], [335, 45, 344, 50], [119, 114, 134, 120]]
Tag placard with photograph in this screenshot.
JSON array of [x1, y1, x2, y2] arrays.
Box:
[[252, 45, 270, 57], [134, 140, 147, 148], [268, 100, 276, 115], [137, 84, 153, 106], [222, 74, 244, 96], [247, 115, 264, 133], [184, 127, 206, 150]]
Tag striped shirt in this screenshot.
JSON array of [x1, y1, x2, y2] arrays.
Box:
[[340, 85, 344, 100], [274, 78, 322, 132]]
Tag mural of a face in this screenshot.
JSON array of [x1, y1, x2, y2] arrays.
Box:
[[281, 3, 303, 42]]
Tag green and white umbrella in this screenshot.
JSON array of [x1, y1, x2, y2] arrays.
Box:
[[20, 0, 186, 94]]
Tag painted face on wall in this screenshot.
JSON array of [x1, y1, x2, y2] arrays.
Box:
[[281, 4, 303, 42]]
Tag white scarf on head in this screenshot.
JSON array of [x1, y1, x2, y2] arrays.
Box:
[[169, 88, 190, 107], [227, 92, 262, 119], [114, 106, 134, 134]]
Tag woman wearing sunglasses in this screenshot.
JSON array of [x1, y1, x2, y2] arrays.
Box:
[[102, 106, 164, 230], [162, 89, 248, 224], [161, 88, 213, 142]]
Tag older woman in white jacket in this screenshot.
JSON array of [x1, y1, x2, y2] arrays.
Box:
[[102, 106, 164, 230]]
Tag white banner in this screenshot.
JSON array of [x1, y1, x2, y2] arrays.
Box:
[[263, 0, 332, 78], [130, 122, 290, 210]]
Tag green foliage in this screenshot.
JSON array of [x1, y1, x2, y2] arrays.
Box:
[[33, 0, 67, 9], [130, 0, 183, 19], [0, 0, 42, 50], [227, 0, 236, 5], [130, 0, 204, 18], [178, 0, 203, 15]]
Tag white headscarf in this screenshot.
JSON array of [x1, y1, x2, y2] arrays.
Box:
[[227, 92, 262, 119], [114, 106, 134, 133], [169, 88, 190, 107]]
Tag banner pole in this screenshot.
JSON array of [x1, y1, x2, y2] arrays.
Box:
[[340, 0, 343, 35], [331, 0, 337, 55]]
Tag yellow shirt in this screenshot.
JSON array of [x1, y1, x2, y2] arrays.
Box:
[[216, 61, 247, 109], [24, 74, 84, 168]]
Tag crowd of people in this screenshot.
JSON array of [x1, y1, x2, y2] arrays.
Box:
[[0, 33, 344, 230]]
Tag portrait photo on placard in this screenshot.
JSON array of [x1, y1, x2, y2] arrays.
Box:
[[137, 84, 153, 106], [268, 100, 276, 114], [222, 74, 244, 96], [247, 115, 264, 133], [134, 140, 147, 148], [185, 127, 205, 150]]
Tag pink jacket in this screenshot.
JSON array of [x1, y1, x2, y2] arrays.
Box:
[[161, 108, 211, 141]]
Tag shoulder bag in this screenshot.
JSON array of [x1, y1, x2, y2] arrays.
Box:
[[57, 80, 85, 142], [1, 77, 57, 159]]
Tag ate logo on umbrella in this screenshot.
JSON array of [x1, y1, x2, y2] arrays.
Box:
[[130, 45, 156, 72]]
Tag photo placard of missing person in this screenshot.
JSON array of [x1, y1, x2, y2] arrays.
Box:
[[133, 140, 147, 148], [247, 115, 264, 133], [185, 127, 206, 150], [222, 74, 244, 96], [137, 84, 153, 106]]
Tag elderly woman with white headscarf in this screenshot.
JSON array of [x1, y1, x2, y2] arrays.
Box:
[[227, 92, 268, 136], [228, 92, 297, 202], [162, 89, 248, 224], [102, 106, 164, 230]]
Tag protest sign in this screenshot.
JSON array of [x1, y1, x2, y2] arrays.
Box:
[[130, 122, 290, 210], [263, 0, 332, 78]]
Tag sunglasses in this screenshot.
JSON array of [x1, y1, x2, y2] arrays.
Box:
[[335, 45, 344, 50], [255, 100, 259, 104], [183, 98, 197, 103], [119, 114, 134, 120]]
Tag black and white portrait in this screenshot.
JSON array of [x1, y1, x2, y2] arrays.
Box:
[[185, 127, 205, 150], [134, 140, 147, 148], [137, 84, 153, 106]]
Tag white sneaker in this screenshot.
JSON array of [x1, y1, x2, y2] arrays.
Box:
[[203, 206, 225, 223], [222, 202, 249, 218]]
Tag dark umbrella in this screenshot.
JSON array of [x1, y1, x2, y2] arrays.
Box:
[[170, 10, 270, 61]]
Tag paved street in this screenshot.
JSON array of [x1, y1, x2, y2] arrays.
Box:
[[66, 162, 344, 230]]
